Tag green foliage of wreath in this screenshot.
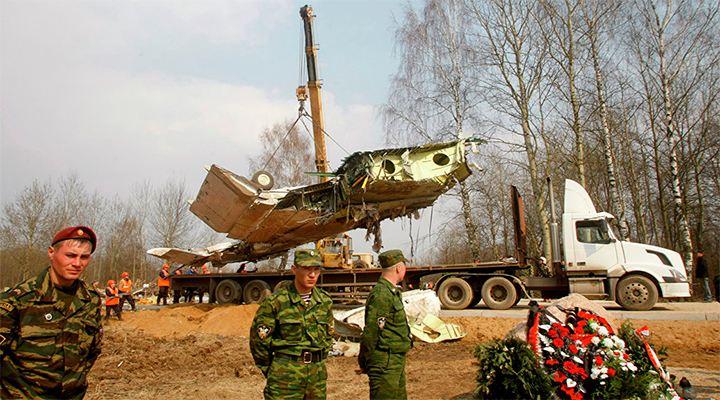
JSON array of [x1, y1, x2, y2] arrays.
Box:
[[473, 337, 554, 399]]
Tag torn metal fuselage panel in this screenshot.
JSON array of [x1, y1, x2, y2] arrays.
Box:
[[148, 139, 477, 266]]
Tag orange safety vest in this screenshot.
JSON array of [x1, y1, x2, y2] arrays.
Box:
[[158, 270, 170, 287], [120, 278, 132, 293], [106, 287, 119, 306]]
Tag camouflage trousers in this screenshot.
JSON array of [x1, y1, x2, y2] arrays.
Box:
[[367, 351, 407, 400], [264, 356, 327, 400]]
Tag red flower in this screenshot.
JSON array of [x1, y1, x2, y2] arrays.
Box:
[[553, 338, 565, 347], [607, 368, 616, 376], [549, 329, 559, 338], [569, 344, 578, 354], [553, 371, 567, 383], [623, 353, 630, 360], [546, 359, 559, 365], [564, 361, 588, 378], [576, 333, 596, 346], [574, 325, 585, 335], [578, 310, 593, 320], [594, 356, 603, 366]]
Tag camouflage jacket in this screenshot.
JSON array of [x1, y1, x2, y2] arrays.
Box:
[[249, 283, 333, 375], [358, 278, 412, 370], [0, 267, 103, 399]]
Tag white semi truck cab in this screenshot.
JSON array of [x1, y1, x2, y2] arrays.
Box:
[[552, 179, 690, 310]]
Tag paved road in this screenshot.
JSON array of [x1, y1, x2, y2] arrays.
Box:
[[440, 299, 720, 321]]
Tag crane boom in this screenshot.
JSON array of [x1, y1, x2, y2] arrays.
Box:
[[299, 5, 328, 183]]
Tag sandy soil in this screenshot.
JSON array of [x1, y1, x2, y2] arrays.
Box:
[[86, 303, 720, 400]]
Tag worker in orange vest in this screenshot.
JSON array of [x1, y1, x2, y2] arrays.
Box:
[[105, 280, 122, 321], [119, 271, 137, 312], [157, 264, 171, 305]]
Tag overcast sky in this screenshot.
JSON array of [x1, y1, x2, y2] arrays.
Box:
[[1, 0, 453, 259]]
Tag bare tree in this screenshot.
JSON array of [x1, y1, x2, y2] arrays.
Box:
[[538, 0, 589, 187], [0, 180, 55, 286], [578, 0, 632, 239], [627, 0, 719, 276], [469, 0, 553, 260], [381, 0, 485, 260], [148, 179, 196, 248], [247, 120, 315, 188]]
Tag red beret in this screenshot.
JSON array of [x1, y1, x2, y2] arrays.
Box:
[[52, 226, 97, 253]]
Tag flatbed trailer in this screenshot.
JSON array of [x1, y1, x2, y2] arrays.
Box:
[[169, 259, 527, 309]]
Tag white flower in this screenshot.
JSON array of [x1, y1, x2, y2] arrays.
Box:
[[589, 322, 599, 331], [561, 351, 569, 357], [600, 373, 608, 379], [566, 378, 577, 388], [540, 336, 550, 345], [602, 338, 614, 348], [591, 336, 600, 345], [573, 357, 583, 364], [544, 347, 555, 354], [539, 324, 551, 331], [627, 362, 637, 372], [597, 326, 609, 336], [613, 337, 625, 349]]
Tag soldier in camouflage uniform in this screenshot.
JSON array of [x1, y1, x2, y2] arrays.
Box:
[[0, 226, 103, 399], [358, 250, 413, 400], [250, 249, 334, 400]]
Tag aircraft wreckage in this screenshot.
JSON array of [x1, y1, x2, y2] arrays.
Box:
[[147, 138, 481, 267]]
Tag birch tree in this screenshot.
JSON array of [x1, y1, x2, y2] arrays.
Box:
[[469, 0, 553, 260], [381, 0, 485, 260], [628, 0, 719, 276]]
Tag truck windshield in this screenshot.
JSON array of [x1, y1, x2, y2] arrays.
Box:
[[576, 220, 611, 244]]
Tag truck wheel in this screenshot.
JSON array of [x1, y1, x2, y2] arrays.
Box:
[[244, 280, 272, 304], [438, 278, 473, 310], [215, 280, 242, 304], [274, 280, 293, 292], [352, 260, 369, 269], [251, 171, 274, 190], [616, 275, 658, 311], [481, 277, 517, 310]]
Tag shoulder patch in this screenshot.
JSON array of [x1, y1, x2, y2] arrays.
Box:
[[0, 301, 13, 312], [257, 325, 271, 339], [378, 317, 386, 330]]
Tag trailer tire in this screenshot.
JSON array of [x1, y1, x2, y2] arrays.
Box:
[[352, 260, 370, 269], [274, 280, 293, 292], [438, 278, 474, 310], [215, 280, 242, 304], [481, 277, 517, 310], [616, 275, 658, 311], [244, 280, 272, 304]]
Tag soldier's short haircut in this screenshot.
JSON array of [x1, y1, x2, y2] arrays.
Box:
[[52, 238, 93, 252]]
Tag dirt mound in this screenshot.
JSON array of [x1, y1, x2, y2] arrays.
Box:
[[113, 303, 260, 338]]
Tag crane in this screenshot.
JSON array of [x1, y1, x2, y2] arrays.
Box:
[[297, 5, 329, 184]]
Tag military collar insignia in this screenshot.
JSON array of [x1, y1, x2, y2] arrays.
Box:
[[44, 312, 53, 321], [257, 325, 270, 339], [378, 317, 386, 330], [0, 334, 5, 346]]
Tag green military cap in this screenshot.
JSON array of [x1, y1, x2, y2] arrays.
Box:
[[294, 249, 323, 267], [378, 249, 409, 268]]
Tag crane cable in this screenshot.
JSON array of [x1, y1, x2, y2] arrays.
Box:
[[259, 114, 305, 173]]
